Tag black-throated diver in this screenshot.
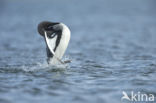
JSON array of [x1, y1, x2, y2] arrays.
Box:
[[38, 21, 71, 65]]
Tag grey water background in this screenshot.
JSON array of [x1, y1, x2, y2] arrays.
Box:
[[0, 0, 156, 103]]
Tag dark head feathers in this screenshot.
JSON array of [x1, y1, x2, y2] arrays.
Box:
[[38, 21, 59, 37]]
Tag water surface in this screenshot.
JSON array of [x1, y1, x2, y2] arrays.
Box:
[[0, 0, 156, 103]]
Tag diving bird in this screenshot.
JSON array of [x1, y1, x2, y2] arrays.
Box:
[[38, 21, 71, 65]]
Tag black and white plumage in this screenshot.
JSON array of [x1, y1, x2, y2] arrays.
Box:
[[38, 21, 70, 65]]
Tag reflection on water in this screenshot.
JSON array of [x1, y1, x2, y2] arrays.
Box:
[[0, 0, 156, 103]]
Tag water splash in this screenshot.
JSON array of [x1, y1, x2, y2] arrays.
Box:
[[0, 56, 72, 73], [21, 61, 70, 72]]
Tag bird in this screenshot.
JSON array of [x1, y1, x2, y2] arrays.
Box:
[[38, 21, 71, 65]]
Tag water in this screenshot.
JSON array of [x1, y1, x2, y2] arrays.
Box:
[[0, 0, 156, 103]]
